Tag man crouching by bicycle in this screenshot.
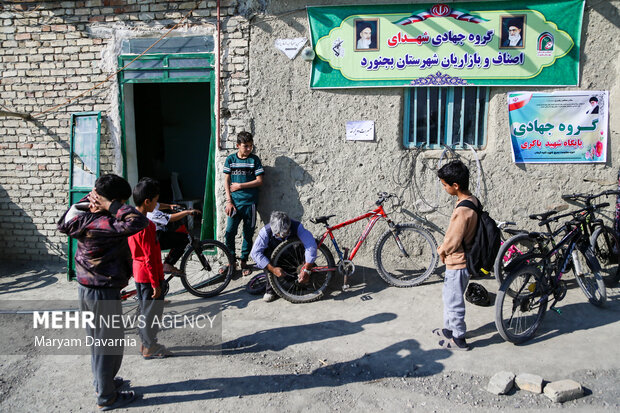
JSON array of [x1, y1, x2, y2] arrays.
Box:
[[250, 211, 317, 302]]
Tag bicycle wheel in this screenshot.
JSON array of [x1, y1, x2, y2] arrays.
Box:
[[495, 264, 548, 344], [246, 273, 267, 295], [572, 247, 606, 307], [180, 240, 234, 298], [590, 226, 620, 287], [267, 238, 335, 304], [373, 224, 438, 287], [494, 233, 538, 288]]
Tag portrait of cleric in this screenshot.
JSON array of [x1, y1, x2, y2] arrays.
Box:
[[355, 19, 378, 51], [500, 16, 525, 48]]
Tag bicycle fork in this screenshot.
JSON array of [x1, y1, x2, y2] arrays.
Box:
[[388, 222, 410, 258], [189, 241, 212, 272]]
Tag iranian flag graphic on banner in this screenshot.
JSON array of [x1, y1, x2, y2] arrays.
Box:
[[508, 93, 532, 111]]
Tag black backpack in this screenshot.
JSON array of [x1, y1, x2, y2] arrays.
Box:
[[458, 199, 501, 277]]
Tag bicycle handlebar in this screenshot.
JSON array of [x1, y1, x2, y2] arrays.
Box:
[[496, 221, 517, 230], [538, 202, 609, 227], [561, 190, 620, 204], [376, 192, 398, 206], [170, 205, 202, 216]]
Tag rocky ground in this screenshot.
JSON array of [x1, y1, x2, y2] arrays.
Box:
[[1, 260, 619, 412]]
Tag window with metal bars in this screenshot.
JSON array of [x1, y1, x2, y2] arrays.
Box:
[[403, 87, 489, 149]]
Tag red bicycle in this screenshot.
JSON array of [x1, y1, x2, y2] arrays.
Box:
[[266, 192, 439, 303]]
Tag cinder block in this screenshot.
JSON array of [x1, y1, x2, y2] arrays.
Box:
[[487, 371, 515, 395], [515, 373, 544, 393], [543, 379, 583, 403]]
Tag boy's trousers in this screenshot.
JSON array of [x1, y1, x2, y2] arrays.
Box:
[[135, 281, 166, 349], [443, 268, 470, 339], [224, 203, 256, 261], [78, 284, 124, 406], [157, 231, 188, 266]]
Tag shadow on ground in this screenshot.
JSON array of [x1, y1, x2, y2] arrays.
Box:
[[221, 313, 397, 354], [131, 338, 449, 406], [470, 285, 620, 348], [0, 262, 62, 295]]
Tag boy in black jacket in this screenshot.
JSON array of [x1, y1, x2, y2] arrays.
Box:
[[58, 174, 148, 410]]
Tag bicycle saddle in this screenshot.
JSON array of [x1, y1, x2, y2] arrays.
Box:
[[310, 215, 336, 225], [529, 210, 559, 221]]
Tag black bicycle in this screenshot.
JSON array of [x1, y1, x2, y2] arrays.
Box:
[[493, 207, 565, 288], [495, 203, 607, 344], [122, 207, 234, 299], [562, 190, 620, 287]]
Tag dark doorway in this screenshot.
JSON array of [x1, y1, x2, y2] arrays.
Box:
[[133, 82, 211, 205]]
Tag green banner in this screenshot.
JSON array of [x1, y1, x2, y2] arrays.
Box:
[[308, 1, 583, 88]]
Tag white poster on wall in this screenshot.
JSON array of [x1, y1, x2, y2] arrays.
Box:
[[346, 120, 375, 141], [274, 38, 307, 59]]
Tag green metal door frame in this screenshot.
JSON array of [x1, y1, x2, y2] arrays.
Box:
[[67, 111, 102, 279], [117, 53, 217, 240]]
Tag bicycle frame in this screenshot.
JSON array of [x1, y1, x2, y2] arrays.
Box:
[[317, 204, 392, 264], [546, 225, 583, 282]]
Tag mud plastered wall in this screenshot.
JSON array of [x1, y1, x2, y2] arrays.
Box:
[[240, 0, 619, 259]]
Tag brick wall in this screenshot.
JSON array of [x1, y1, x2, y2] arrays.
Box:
[[0, 0, 249, 262]]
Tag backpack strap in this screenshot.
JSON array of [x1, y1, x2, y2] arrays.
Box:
[[457, 199, 481, 255], [457, 199, 481, 214]]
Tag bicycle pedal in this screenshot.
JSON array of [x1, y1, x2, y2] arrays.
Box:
[[550, 306, 562, 315]]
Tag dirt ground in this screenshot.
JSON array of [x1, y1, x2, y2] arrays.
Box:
[[1, 260, 619, 412]]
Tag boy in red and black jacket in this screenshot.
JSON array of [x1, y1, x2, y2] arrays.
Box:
[[58, 174, 148, 411], [128, 177, 173, 360]]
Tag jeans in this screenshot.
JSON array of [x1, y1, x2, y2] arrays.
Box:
[[224, 203, 256, 261]]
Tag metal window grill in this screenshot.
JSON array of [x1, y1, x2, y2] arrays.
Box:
[[403, 87, 489, 149]]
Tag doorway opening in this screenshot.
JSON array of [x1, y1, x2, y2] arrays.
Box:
[[132, 82, 212, 237]]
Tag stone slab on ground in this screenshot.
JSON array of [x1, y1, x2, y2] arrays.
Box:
[[515, 373, 544, 393], [544, 379, 584, 403], [487, 371, 515, 395]]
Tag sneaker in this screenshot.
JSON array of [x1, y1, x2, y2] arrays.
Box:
[[98, 390, 138, 411], [263, 292, 277, 302], [163, 263, 183, 276]]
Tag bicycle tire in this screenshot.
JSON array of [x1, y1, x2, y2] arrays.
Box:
[[267, 238, 335, 304], [590, 225, 620, 287], [246, 273, 267, 295], [494, 233, 539, 288], [373, 223, 438, 287], [572, 247, 606, 307], [180, 240, 234, 298], [495, 264, 548, 344]]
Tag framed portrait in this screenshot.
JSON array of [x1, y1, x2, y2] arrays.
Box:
[[354, 19, 379, 51], [500, 15, 526, 49]]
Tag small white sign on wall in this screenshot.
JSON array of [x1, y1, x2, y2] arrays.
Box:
[[274, 37, 307, 60], [346, 120, 375, 141]]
